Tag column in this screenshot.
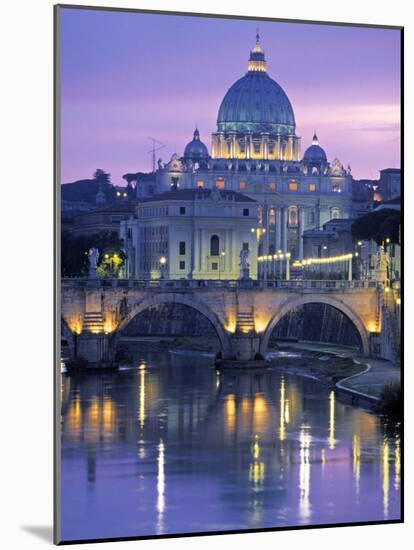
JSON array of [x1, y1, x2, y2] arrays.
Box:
[[264, 203, 270, 255], [298, 207, 305, 260], [246, 134, 251, 159], [194, 227, 200, 276], [275, 207, 282, 252], [282, 207, 288, 253]]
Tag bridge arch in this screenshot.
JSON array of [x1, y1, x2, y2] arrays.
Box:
[[259, 294, 370, 357], [113, 292, 232, 358]]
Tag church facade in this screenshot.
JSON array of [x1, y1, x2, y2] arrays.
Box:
[[123, 35, 358, 279]]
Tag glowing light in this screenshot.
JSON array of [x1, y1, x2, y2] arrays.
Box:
[[225, 322, 236, 333], [396, 298, 401, 305], [357, 241, 363, 246], [279, 378, 286, 441], [353, 434, 361, 495], [385, 287, 390, 293], [299, 426, 311, 519], [103, 319, 114, 334], [382, 440, 389, 518], [102, 398, 116, 435], [249, 435, 265, 485], [254, 320, 266, 333], [395, 432, 401, 491], [139, 363, 146, 429], [225, 394, 236, 432], [328, 391, 336, 450], [157, 439, 165, 533], [159, 256, 167, 265]]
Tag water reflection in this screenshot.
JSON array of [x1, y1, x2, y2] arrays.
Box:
[[299, 426, 312, 521], [60, 351, 401, 542]]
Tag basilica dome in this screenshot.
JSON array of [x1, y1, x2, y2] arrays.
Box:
[[303, 132, 327, 163], [183, 128, 209, 160], [216, 35, 296, 135]]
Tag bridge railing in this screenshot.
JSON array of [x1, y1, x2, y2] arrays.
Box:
[[61, 278, 382, 291]]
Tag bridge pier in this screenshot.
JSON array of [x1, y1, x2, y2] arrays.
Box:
[[229, 332, 261, 361], [75, 333, 111, 368]]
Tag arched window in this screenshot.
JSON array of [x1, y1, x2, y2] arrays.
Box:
[[288, 205, 298, 226], [210, 235, 220, 256], [330, 207, 341, 219], [269, 208, 276, 225]]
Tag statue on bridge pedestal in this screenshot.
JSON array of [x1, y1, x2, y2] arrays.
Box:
[[88, 247, 99, 278], [239, 248, 250, 280]]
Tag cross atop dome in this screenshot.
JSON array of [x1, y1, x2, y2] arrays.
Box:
[[248, 32, 266, 72]]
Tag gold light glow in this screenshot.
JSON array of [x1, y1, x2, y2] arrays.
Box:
[[382, 440, 389, 518], [102, 398, 116, 435], [225, 394, 236, 432], [225, 322, 236, 333], [353, 433, 361, 494], [139, 363, 146, 429]]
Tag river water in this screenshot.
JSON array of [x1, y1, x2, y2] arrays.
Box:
[[60, 350, 401, 542]]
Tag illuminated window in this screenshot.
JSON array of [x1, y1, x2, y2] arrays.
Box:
[[196, 180, 204, 188], [330, 207, 341, 219], [239, 181, 246, 190], [216, 178, 225, 189], [373, 192, 382, 202], [289, 183, 298, 191], [269, 208, 275, 225], [309, 183, 316, 192], [288, 206, 298, 226], [269, 182, 277, 190], [332, 182, 341, 193]]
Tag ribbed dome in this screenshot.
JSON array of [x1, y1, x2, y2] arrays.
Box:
[[216, 35, 295, 135], [217, 73, 295, 134], [183, 128, 209, 160], [303, 132, 327, 163]]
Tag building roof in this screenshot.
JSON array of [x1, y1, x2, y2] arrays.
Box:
[[140, 188, 256, 204]]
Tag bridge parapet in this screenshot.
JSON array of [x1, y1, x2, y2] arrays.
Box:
[[61, 278, 382, 293]]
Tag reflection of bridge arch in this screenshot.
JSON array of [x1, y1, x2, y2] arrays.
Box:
[[259, 294, 370, 357], [114, 292, 232, 358]]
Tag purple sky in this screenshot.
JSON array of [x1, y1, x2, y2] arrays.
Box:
[[60, 8, 401, 184]]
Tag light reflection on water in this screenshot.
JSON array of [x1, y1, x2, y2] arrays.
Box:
[[60, 350, 401, 541]]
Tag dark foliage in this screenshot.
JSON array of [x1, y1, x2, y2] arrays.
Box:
[[351, 208, 401, 245], [376, 382, 402, 418], [61, 230, 126, 277], [61, 169, 116, 204]]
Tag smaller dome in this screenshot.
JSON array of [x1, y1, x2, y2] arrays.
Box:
[[184, 128, 209, 160], [303, 132, 327, 163]]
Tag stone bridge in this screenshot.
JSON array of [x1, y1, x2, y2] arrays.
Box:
[[61, 278, 385, 365]]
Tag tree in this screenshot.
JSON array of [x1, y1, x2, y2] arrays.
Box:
[[61, 230, 126, 277], [351, 208, 400, 245], [93, 169, 111, 185]]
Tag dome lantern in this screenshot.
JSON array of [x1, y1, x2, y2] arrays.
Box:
[[247, 33, 267, 73]]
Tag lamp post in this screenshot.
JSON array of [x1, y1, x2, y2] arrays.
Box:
[[218, 250, 226, 280], [285, 252, 291, 281], [160, 256, 167, 279]]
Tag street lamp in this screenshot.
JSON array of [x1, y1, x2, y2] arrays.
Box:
[[285, 252, 291, 281], [219, 250, 226, 280], [160, 256, 167, 279]]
